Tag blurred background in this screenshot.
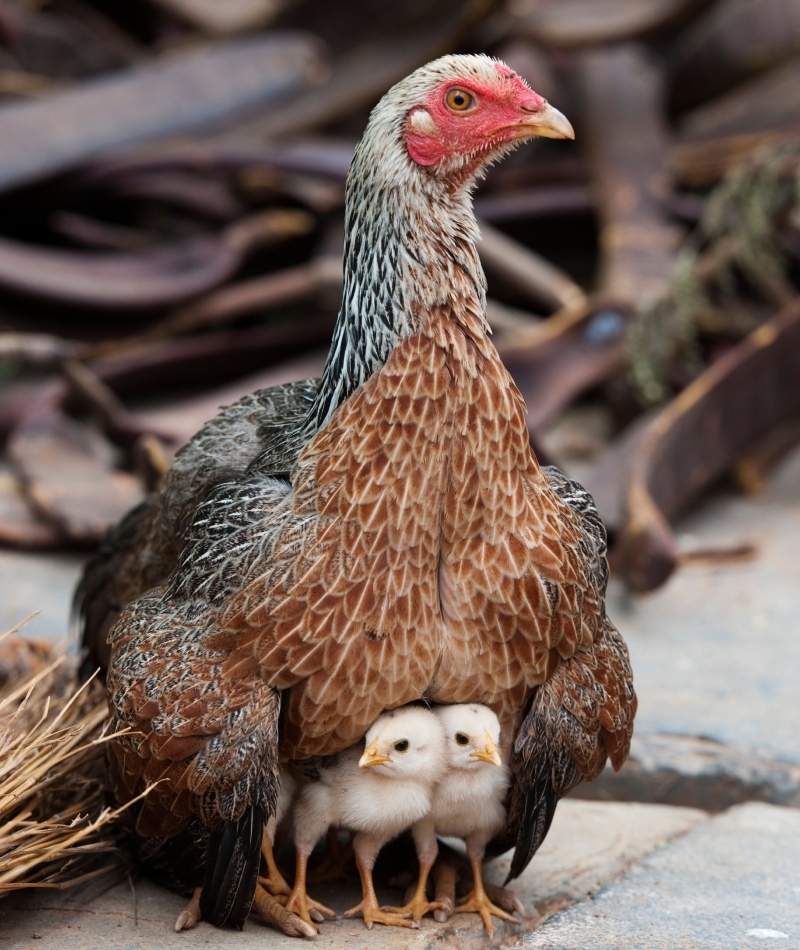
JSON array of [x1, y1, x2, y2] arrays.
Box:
[[0, 0, 799, 927]]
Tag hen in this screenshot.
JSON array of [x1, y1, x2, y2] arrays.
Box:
[[78, 54, 636, 935]]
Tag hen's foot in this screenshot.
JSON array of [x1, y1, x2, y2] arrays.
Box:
[[253, 884, 316, 938], [344, 897, 419, 930], [457, 889, 518, 936], [484, 880, 525, 917], [174, 887, 202, 931]]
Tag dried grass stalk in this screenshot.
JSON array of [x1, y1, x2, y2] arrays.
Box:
[[0, 616, 142, 894]]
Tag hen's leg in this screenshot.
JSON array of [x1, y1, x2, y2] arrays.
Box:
[[432, 854, 458, 923], [344, 832, 419, 930], [174, 887, 202, 931], [457, 846, 518, 937], [253, 883, 316, 937], [284, 846, 336, 930]]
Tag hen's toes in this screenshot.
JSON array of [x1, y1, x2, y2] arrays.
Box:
[[253, 885, 317, 938], [484, 880, 525, 916], [174, 887, 202, 931]]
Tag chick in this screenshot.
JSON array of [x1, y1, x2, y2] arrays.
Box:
[[285, 705, 446, 930], [389, 704, 516, 934]]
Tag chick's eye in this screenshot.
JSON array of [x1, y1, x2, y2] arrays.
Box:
[[455, 733, 470, 746], [445, 88, 475, 112], [394, 740, 410, 753]]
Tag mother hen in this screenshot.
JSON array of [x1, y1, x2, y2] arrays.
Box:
[[78, 54, 636, 934]]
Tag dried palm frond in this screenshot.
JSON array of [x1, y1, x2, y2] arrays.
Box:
[[0, 616, 143, 894]]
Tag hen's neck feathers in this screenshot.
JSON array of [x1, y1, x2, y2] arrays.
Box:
[[303, 84, 490, 437]]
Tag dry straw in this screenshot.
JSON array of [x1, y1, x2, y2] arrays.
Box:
[[0, 614, 143, 895]]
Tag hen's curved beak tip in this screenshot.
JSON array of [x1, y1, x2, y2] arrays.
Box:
[[527, 102, 575, 141]]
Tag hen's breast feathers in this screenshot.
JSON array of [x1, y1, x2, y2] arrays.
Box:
[[172, 304, 606, 760]]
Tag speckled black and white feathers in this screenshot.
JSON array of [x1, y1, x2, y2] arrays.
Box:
[[76, 379, 318, 674]]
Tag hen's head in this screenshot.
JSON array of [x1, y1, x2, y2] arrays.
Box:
[[365, 54, 573, 190]]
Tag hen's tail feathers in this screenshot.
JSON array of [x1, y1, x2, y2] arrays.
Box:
[[200, 805, 264, 930], [504, 773, 558, 885]]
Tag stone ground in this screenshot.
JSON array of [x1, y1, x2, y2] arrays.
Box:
[[2, 448, 799, 949]]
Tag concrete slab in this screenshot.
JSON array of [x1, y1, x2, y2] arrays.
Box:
[[574, 732, 800, 812], [0, 550, 85, 644], [519, 802, 800, 950], [0, 800, 705, 950], [609, 446, 800, 766]]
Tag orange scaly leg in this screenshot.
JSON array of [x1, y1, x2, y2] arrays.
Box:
[[382, 856, 444, 923], [259, 829, 292, 900], [344, 837, 419, 930], [284, 847, 336, 930], [457, 852, 518, 937]]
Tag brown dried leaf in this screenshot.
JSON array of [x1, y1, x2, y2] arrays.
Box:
[[8, 414, 143, 544], [0, 466, 61, 550]]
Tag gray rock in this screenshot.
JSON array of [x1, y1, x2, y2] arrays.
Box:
[[520, 802, 800, 950], [0, 800, 705, 950], [573, 732, 800, 812]]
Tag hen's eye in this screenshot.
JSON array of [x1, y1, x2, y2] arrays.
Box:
[[394, 740, 410, 753], [455, 733, 470, 746], [445, 88, 475, 112]]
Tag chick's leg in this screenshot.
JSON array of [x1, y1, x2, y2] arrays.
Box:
[[174, 887, 202, 931], [457, 840, 518, 937], [344, 832, 419, 930], [284, 845, 336, 930], [383, 820, 444, 923], [259, 822, 291, 899]]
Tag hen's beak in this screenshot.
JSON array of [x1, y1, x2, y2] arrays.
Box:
[[520, 101, 574, 140], [359, 743, 390, 768], [470, 734, 502, 767]]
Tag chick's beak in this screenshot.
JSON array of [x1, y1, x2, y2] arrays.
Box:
[[359, 743, 390, 768], [470, 733, 503, 767], [519, 101, 574, 140]]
